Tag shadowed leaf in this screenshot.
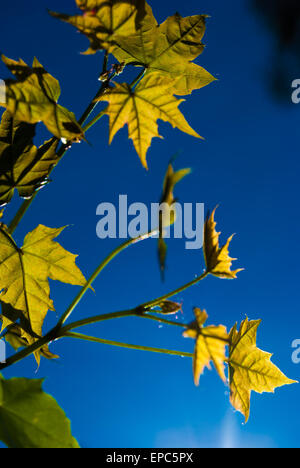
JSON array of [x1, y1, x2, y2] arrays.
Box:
[[1, 303, 58, 360], [0, 111, 59, 207], [1, 56, 84, 142], [49, 0, 147, 54]]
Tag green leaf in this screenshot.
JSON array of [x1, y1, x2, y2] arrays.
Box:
[[0, 225, 87, 364], [0, 111, 59, 207], [49, 0, 147, 54], [101, 74, 200, 168], [0, 375, 79, 448], [1, 56, 84, 142], [228, 318, 298, 422], [113, 10, 216, 95]]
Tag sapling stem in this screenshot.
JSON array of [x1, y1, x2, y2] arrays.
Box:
[[63, 331, 194, 358]]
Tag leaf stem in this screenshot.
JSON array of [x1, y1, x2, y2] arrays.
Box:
[[82, 108, 107, 133], [130, 68, 146, 88], [140, 271, 209, 310], [63, 331, 193, 358], [0, 258, 209, 369], [57, 230, 158, 326]]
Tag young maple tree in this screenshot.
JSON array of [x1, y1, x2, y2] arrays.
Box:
[[0, 0, 296, 448]]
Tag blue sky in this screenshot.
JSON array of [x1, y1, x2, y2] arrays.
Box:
[[1, 0, 300, 448]]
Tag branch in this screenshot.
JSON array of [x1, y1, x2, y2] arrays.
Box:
[[139, 271, 209, 309], [58, 230, 158, 326], [63, 331, 194, 358]]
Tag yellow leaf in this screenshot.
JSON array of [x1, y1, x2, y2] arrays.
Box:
[[101, 74, 201, 168], [49, 0, 147, 54], [203, 207, 243, 279], [0, 225, 87, 364], [183, 308, 228, 386], [113, 11, 216, 95], [229, 318, 297, 422], [1, 56, 84, 142]]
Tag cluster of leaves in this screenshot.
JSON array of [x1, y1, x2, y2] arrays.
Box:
[[50, 0, 215, 168], [0, 57, 84, 208], [155, 179, 297, 421], [184, 310, 296, 422]]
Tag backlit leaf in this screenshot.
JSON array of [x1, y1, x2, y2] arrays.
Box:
[[1, 56, 84, 142], [101, 74, 201, 168], [113, 10, 216, 95], [0, 225, 87, 364], [0, 375, 79, 448], [49, 0, 147, 54], [183, 308, 228, 386], [228, 318, 297, 422], [203, 207, 243, 279], [0, 111, 59, 207]]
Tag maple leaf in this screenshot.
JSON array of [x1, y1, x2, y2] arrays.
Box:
[[183, 308, 228, 386], [203, 207, 243, 279], [0, 225, 87, 364], [101, 74, 201, 168], [228, 318, 297, 422], [113, 9, 216, 95], [158, 162, 191, 275], [0, 111, 59, 208], [49, 0, 147, 54], [0, 56, 84, 142]]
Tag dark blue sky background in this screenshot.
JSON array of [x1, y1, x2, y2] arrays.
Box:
[[1, 0, 300, 448]]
